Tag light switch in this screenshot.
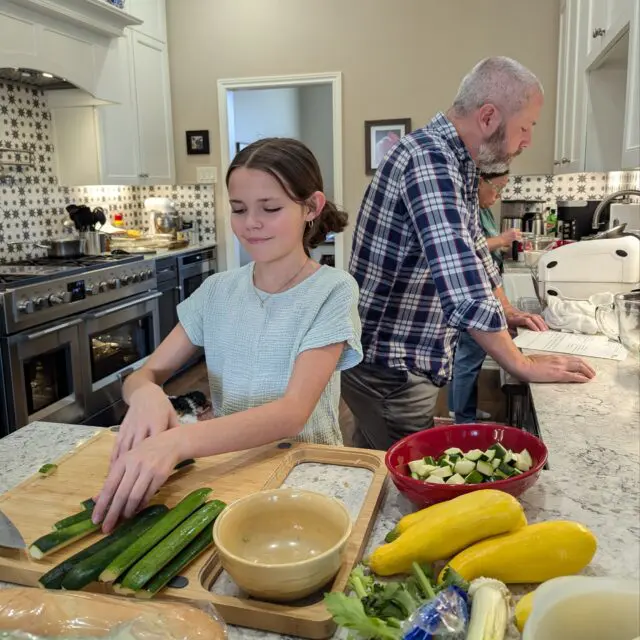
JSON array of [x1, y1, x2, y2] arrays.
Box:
[[197, 166, 217, 184]]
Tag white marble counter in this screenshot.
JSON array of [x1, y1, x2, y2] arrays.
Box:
[[150, 241, 217, 259], [1, 405, 638, 639]]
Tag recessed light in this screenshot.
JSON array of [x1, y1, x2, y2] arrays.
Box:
[[41, 72, 54, 79]]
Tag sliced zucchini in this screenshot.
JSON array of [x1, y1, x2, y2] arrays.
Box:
[[425, 475, 446, 484], [38, 463, 58, 476], [503, 450, 514, 465], [100, 488, 212, 583], [136, 526, 213, 599], [489, 443, 508, 459], [423, 456, 437, 466], [81, 498, 96, 511], [408, 459, 426, 474], [498, 462, 517, 477], [464, 449, 484, 462], [61, 505, 169, 591], [29, 518, 100, 560], [465, 470, 484, 484], [437, 457, 452, 468], [453, 459, 475, 477], [39, 511, 149, 589], [429, 466, 453, 479], [120, 500, 225, 591], [447, 453, 462, 463], [476, 461, 494, 477], [516, 449, 533, 472], [491, 457, 501, 469], [411, 472, 419, 480], [444, 447, 463, 456], [480, 449, 496, 462], [445, 473, 466, 485], [53, 508, 93, 531]]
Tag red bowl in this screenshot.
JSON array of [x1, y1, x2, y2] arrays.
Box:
[[385, 423, 548, 508]]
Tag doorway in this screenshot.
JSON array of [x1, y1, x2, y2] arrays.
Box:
[[217, 72, 344, 271]]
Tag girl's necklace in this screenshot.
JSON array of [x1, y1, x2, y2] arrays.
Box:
[[253, 258, 310, 307]]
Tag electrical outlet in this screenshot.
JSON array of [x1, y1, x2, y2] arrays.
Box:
[[196, 166, 217, 184]]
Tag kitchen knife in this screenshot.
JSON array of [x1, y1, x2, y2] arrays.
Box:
[[0, 509, 25, 549]]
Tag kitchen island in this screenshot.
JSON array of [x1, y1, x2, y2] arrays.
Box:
[[1, 352, 638, 638]]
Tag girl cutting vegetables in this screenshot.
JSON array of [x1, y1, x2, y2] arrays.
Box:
[[93, 138, 362, 532]]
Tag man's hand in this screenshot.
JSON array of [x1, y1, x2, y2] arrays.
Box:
[[521, 354, 596, 384], [505, 307, 547, 332]]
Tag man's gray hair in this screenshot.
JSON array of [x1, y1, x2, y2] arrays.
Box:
[[452, 57, 544, 117]]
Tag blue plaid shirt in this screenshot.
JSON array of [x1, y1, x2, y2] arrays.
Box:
[[349, 112, 506, 386]]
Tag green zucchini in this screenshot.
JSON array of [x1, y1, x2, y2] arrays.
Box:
[[81, 498, 96, 511], [121, 499, 225, 591], [53, 508, 94, 531], [60, 504, 169, 591], [39, 514, 143, 589], [136, 526, 214, 599], [29, 518, 100, 560], [38, 463, 58, 476], [99, 488, 212, 583]]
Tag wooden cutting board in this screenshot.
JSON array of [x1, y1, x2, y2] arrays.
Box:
[[0, 429, 388, 639]]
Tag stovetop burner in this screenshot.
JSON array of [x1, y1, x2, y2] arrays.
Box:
[[0, 253, 145, 289]]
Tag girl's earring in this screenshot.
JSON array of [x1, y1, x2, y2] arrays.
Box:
[[307, 220, 314, 229]]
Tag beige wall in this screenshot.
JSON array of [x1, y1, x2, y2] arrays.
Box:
[[166, 0, 560, 268]]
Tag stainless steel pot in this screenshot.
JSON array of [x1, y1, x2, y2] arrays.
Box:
[[37, 238, 86, 258]]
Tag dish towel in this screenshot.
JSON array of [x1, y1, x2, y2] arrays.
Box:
[[543, 292, 614, 334]]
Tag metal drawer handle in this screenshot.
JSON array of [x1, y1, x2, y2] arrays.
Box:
[[86, 291, 162, 319], [25, 318, 83, 341]]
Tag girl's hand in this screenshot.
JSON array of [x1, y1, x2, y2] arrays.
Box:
[[499, 229, 521, 247], [94, 430, 184, 533], [110, 384, 180, 469]]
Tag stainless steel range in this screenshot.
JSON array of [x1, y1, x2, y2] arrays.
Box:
[[0, 255, 160, 436]]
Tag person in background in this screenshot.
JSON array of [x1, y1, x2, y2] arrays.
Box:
[[93, 138, 362, 532], [448, 170, 520, 423], [343, 56, 596, 451]]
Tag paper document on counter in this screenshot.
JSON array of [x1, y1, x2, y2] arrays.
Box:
[[513, 330, 628, 361]]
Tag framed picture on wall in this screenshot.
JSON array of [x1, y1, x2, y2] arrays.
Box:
[[186, 130, 210, 155], [364, 118, 412, 175]]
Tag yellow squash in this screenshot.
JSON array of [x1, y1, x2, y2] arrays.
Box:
[[368, 490, 527, 576], [514, 589, 536, 632], [384, 500, 450, 542], [438, 521, 597, 584]]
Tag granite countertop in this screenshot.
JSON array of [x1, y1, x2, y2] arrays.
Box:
[[1, 375, 639, 640]]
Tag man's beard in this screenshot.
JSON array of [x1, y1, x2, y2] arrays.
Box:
[[476, 122, 521, 173]]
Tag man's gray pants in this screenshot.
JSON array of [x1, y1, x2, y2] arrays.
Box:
[[341, 362, 440, 451]]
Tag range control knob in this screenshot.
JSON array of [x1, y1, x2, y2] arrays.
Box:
[[99, 281, 108, 293], [132, 272, 141, 283], [144, 269, 154, 280], [17, 299, 35, 314], [108, 278, 120, 290], [121, 275, 132, 286], [48, 293, 64, 306], [34, 296, 47, 308], [86, 283, 97, 295]]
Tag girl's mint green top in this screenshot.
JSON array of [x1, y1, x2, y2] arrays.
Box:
[[177, 263, 362, 445]]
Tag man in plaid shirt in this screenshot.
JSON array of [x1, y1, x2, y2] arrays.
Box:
[[343, 57, 595, 450]]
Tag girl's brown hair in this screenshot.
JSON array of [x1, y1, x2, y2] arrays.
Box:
[[225, 138, 348, 253]]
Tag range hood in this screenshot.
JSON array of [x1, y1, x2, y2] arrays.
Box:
[[0, 0, 142, 102]]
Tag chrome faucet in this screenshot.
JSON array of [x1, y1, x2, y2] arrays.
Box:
[[592, 189, 640, 230]]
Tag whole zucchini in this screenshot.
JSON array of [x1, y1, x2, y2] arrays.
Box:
[[61, 504, 169, 591], [121, 500, 225, 592], [100, 488, 212, 583], [136, 526, 214, 599], [438, 520, 597, 584], [29, 518, 100, 560], [368, 489, 527, 576]]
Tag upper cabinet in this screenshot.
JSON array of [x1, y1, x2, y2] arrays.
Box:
[[554, 0, 640, 173], [50, 0, 175, 185]]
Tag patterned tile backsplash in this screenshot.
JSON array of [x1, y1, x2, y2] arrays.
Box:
[[0, 80, 215, 263]]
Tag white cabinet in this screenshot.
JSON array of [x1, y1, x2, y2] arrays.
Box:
[[126, 0, 167, 42], [554, 0, 640, 172], [52, 0, 175, 186], [553, 0, 588, 174]]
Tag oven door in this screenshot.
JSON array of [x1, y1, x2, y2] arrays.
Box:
[[81, 291, 161, 417], [177, 249, 216, 302], [1, 317, 86, 432]]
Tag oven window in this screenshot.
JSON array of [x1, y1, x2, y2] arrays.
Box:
[[89, 315, 154, 383], [23, 348, 72, 415], [183, 274, 205, 299]]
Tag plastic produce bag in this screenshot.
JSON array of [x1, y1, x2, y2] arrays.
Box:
[[402, 586, 469, 640], [0, 588, 226, 640]]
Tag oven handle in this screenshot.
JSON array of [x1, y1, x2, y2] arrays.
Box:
[[24, 318, 83, 341], [85, 291, 163, 320]]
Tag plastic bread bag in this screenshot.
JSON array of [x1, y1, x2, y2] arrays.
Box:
[[0, 588, 227, 640], [401, 586, 469, 640]]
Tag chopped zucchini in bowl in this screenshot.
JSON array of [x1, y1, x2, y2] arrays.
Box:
[[408, 445, 534, 485]]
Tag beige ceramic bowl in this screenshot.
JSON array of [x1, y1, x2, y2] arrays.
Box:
[[212, 488, 353, 602]]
